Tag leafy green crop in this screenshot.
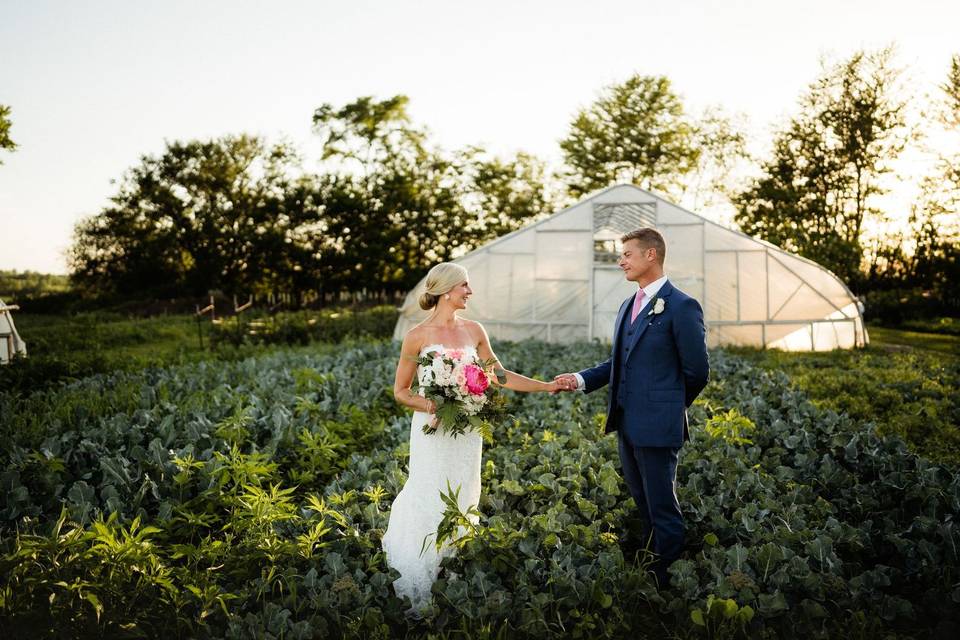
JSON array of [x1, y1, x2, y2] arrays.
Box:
[[1, 340, 957, 639], [734, 345, 960, 465]]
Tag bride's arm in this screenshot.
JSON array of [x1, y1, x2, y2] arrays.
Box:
[[393, 331, 436, 413], [472, 321, 561, 393]]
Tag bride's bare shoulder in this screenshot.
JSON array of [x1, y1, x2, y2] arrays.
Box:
[[461, 318, 487, 344], [402, 325, 428, 350]]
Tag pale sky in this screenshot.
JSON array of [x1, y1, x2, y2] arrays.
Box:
[[1, 0, 957, 274]]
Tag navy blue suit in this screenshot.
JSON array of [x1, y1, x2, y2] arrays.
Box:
[[578, 279, 709, 584]]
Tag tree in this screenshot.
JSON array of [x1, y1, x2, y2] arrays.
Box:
[[899, 55, 960, 308], [313, 95, 427, 182], [940, 54, 960, 128], [680, 106, 750, 212], [69, 135, 319, 298], [559, 75, 700, 197], [859, 53, 960, 321], [910, 166, 959, 287], [735, 48, 909, 284], [312, 96, 465, 293], [68, 96, 554, 302], [0, 104, 16, 163], [457, 147, 554, 243], [311, 96, 552, 294], [558, 75, 748, 213]]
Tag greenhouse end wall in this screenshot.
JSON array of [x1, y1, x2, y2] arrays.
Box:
[[394, 185, 867, 351]]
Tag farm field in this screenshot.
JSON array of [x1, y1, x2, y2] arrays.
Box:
[[5, 7, 960, 639], [734, 333, 959, 466], [1, 334, 958, 639], [0, 307, 398, 395]]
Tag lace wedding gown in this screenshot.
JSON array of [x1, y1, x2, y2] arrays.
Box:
[[382, 343, 484, 611]]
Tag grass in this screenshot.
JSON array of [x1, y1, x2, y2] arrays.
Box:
[[14, 311, 208, 360], [867, 325, 960, 355], [1, 308, 400, 396], [1, 312, 258, 396]]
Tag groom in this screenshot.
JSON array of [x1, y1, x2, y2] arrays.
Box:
[[555, 227, 709, 587]]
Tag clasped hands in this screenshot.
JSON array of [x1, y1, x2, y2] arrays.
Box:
[[550, 373, 579, 394]]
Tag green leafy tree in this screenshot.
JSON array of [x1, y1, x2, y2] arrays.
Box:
[[68, 135, 319, 298], [458, 147, 554, 242], [735, 48, 908, 284], [0, 270, 71, 300], [312, 96, 552, 294], [559, 74, 700, 197], [559, 75, 748, 212], [313, 95, 427, 181], [312, 96, 465, 293], [0, 104, 16, 163], [681, 106, 750, 212], [67, 96, 554, 302]]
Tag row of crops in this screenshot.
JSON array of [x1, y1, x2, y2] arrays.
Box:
[[1, 340, 958, 638]]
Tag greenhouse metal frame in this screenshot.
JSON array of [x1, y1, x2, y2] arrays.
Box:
[[394, 184, 867, 351]]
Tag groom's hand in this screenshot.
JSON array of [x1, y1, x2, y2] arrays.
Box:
[[552, 373, 578, 393]]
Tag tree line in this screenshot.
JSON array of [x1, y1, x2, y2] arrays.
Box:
[[3, 47, 958, 315], [734, 49, 959, 309], [67, 97, 559, 302]]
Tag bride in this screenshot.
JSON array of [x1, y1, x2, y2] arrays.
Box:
[[383, 262, 562, 612]]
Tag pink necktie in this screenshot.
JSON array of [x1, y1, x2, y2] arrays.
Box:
[[631, 290, 645, 322]]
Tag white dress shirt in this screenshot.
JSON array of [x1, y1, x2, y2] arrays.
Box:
[[572, 275, 669, 391]]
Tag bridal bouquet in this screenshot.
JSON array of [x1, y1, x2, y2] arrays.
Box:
[[413, 348, 508, 439]]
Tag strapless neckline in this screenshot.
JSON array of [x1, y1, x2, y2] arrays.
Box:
[[419, 343, 478, 355]]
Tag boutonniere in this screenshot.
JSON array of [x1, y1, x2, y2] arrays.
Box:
[[647, 297, 666, 316]]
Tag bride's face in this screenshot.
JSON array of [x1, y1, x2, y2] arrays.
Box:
[[446, 280, 472, 310]]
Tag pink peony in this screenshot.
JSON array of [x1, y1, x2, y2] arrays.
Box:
[[447, 349, 464, 360], [463, 364, 490, 395]]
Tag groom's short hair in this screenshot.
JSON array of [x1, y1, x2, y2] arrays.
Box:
[[622, 228, 666, 265]]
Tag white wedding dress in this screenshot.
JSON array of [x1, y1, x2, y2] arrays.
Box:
[[382, 343, 484, 612]]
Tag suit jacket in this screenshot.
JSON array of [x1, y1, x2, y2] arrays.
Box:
[[579, 280, 709, 448]]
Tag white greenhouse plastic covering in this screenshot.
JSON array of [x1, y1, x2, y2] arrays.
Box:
[[394, 184, 868, 351], [0, 298, 28, 364]]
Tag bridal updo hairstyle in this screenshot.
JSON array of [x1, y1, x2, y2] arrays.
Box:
[[418, 262, 469, 310]]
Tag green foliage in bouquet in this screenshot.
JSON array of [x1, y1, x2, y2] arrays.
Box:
[[412, 351, 509, 441]]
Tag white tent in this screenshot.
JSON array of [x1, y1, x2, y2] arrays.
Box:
[[394, 184, 868, 351], [0, 298, 27, 364]]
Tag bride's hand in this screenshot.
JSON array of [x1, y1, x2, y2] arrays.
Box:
[[421, 399, 439, 431], [545, 379, 565, 394], [552, 373, 578, 393]]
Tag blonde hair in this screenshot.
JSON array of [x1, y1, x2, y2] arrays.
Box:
[[418, 262, 469, 310]]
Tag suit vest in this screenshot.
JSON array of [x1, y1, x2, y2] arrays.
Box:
[[614, 306, 641, 408]]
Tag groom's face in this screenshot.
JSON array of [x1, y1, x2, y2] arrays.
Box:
[[618, 239, 657, 283]]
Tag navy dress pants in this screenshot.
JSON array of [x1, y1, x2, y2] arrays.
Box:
[[617, 430, 684, 586]]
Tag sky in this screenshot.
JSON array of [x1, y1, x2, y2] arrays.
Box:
[[1, 0, 958, 274]]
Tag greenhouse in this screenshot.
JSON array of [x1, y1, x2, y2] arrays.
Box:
[[394, 184, 868, 351]]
